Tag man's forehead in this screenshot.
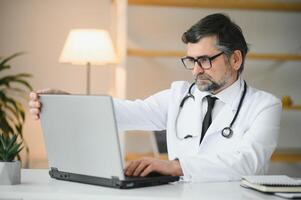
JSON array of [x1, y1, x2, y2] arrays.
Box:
[[186, 36, 218, 56]]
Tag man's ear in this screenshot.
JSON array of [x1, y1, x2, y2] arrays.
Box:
[[230, 50, 243, 71]]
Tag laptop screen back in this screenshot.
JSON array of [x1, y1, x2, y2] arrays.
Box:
[[40, 95, 125, 180]]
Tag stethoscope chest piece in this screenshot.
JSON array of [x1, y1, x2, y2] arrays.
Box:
[[221, 127, 233, 138], [175, 80, 247, 140]]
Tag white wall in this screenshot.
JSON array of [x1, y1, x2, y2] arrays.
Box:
[[127, 6, 301, 101], [126, 6, 301, 175], [127, 6, 301, 144], [0, 0, 113, 167], [1, 1, 301, 174]]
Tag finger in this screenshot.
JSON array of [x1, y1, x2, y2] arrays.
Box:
[[125, 160, 141, 176], [29, 107, 40, 120], [140, 164, 154, 177], [37, 88, 69, 94], [29, 92, 38, 100], [124, 161, 132, 172], [36, 88, 50, 94], [125, 160, 140, 176], [29, 89, 53, 100], [29, 108, 40, 115], [31, 113, 40, 120], [28, 100, 41, 108], [133, 161, 149, 176]]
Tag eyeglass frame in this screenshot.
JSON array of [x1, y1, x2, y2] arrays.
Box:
[[181, 52, 224, 70]]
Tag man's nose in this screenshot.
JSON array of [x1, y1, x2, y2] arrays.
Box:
[[192, 62, 204, 75]]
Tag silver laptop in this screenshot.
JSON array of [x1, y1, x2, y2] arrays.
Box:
[[39, 94, 179, 189]]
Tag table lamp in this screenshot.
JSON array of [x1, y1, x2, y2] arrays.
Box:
[[59, 29, 117, 94]]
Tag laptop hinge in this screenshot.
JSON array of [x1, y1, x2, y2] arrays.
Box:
[[49, 167, 59, 178], [111, 176, 122, 187], [111, 176, 120, 180], [51, 167, 59, 172]]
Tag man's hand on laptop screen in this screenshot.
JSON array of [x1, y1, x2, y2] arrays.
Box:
[[29, 89, 69, 120], [124, 157, 183, 177]]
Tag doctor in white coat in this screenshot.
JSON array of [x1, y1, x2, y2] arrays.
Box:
[[29, 13, 282, 182]]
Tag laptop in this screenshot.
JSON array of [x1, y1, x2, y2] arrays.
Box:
[[39, 94, 179, 189]]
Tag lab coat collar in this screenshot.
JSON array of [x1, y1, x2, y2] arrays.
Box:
[[215, 77, 244, 111], [194, 76, 244, 111]]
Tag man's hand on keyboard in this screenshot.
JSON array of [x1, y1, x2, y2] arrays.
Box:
[[124, 157, 183, 177]]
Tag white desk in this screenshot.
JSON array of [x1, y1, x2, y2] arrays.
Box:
[[0, 169, 283, 200]]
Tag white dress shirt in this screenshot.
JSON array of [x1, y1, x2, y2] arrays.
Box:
[[113, 77, 282, 182]]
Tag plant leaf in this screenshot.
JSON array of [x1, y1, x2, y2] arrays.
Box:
[[0, 52, 25, 67], [7, 134, 17, 151], [0, 117, 14, 136], [0, 64, 10, 72], [0, 52, 32, 162], [0, 134, 7, 149], [0, 76, 33, 91], [1, 95, 24, 122], [7, 142, 22, 161], [12, 79, 33, 91]]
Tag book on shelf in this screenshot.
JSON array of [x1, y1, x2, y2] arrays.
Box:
[[240, 175, 301, 193]]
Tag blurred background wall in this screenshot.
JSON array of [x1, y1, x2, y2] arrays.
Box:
[[0, 0, 114, 167], [0, 0, 300, 176]]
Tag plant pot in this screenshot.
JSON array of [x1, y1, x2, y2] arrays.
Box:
[[0, 160, 21, 185]]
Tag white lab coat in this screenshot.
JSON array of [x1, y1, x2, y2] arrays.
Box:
[[113, 78, 282, 182]]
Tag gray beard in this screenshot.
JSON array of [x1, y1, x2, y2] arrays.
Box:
[[194, 72, 231, 93]]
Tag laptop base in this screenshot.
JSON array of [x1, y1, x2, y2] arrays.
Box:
[[49, 167, 179, 189]]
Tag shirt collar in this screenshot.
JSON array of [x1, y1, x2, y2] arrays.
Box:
[[194, 77, 244, 111]]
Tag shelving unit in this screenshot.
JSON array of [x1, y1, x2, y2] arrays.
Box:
[[126, 0, 301, 110], [128, 49, 301, 61], [126, 151, 301, 162], [128, 0, 301, 12], [283, 106, 301, 111], [271, 148, 301, 163], [112, 0, 301, 162], [112, 0, 301, 100]]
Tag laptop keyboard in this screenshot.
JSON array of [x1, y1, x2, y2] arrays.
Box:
[[125, 172, 165, 180]]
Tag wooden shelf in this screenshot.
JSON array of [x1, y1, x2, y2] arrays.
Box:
[[125, 2, 301, 165], [128, 49, 301, 61], [283, 105, 301, 111], [128, 0, 301, 12], [248, 54, 301, 61], [126, 149, 301, 163], [128, 49, 184, 57], [271, 148, 301, 163], [125, 152, 168, 161]]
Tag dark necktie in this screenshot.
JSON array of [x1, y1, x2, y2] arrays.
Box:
[[200, 95, 217, 144]]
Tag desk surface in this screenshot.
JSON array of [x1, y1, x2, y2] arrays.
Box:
[[0, 169, 283, 200]]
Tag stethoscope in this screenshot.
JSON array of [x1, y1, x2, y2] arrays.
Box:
[[175, 80, 247, 140]]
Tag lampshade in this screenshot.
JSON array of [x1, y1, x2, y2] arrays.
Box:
[[59, 29, 117, 65]]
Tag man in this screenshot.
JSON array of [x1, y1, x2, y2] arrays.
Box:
[[29, 13, 281, 182]]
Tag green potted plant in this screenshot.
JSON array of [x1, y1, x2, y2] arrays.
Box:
[[0, 52, 32, 184], [0, 133, 23, 184]]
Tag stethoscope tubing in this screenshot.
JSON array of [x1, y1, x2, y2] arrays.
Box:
[[175, 80, 247, 140]]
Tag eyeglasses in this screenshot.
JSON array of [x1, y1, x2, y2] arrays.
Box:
[[181, 52, 224, 70]]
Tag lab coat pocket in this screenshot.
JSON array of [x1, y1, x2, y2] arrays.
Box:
[[202, 127, 246, 154], [221, 126, 247, 151]]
